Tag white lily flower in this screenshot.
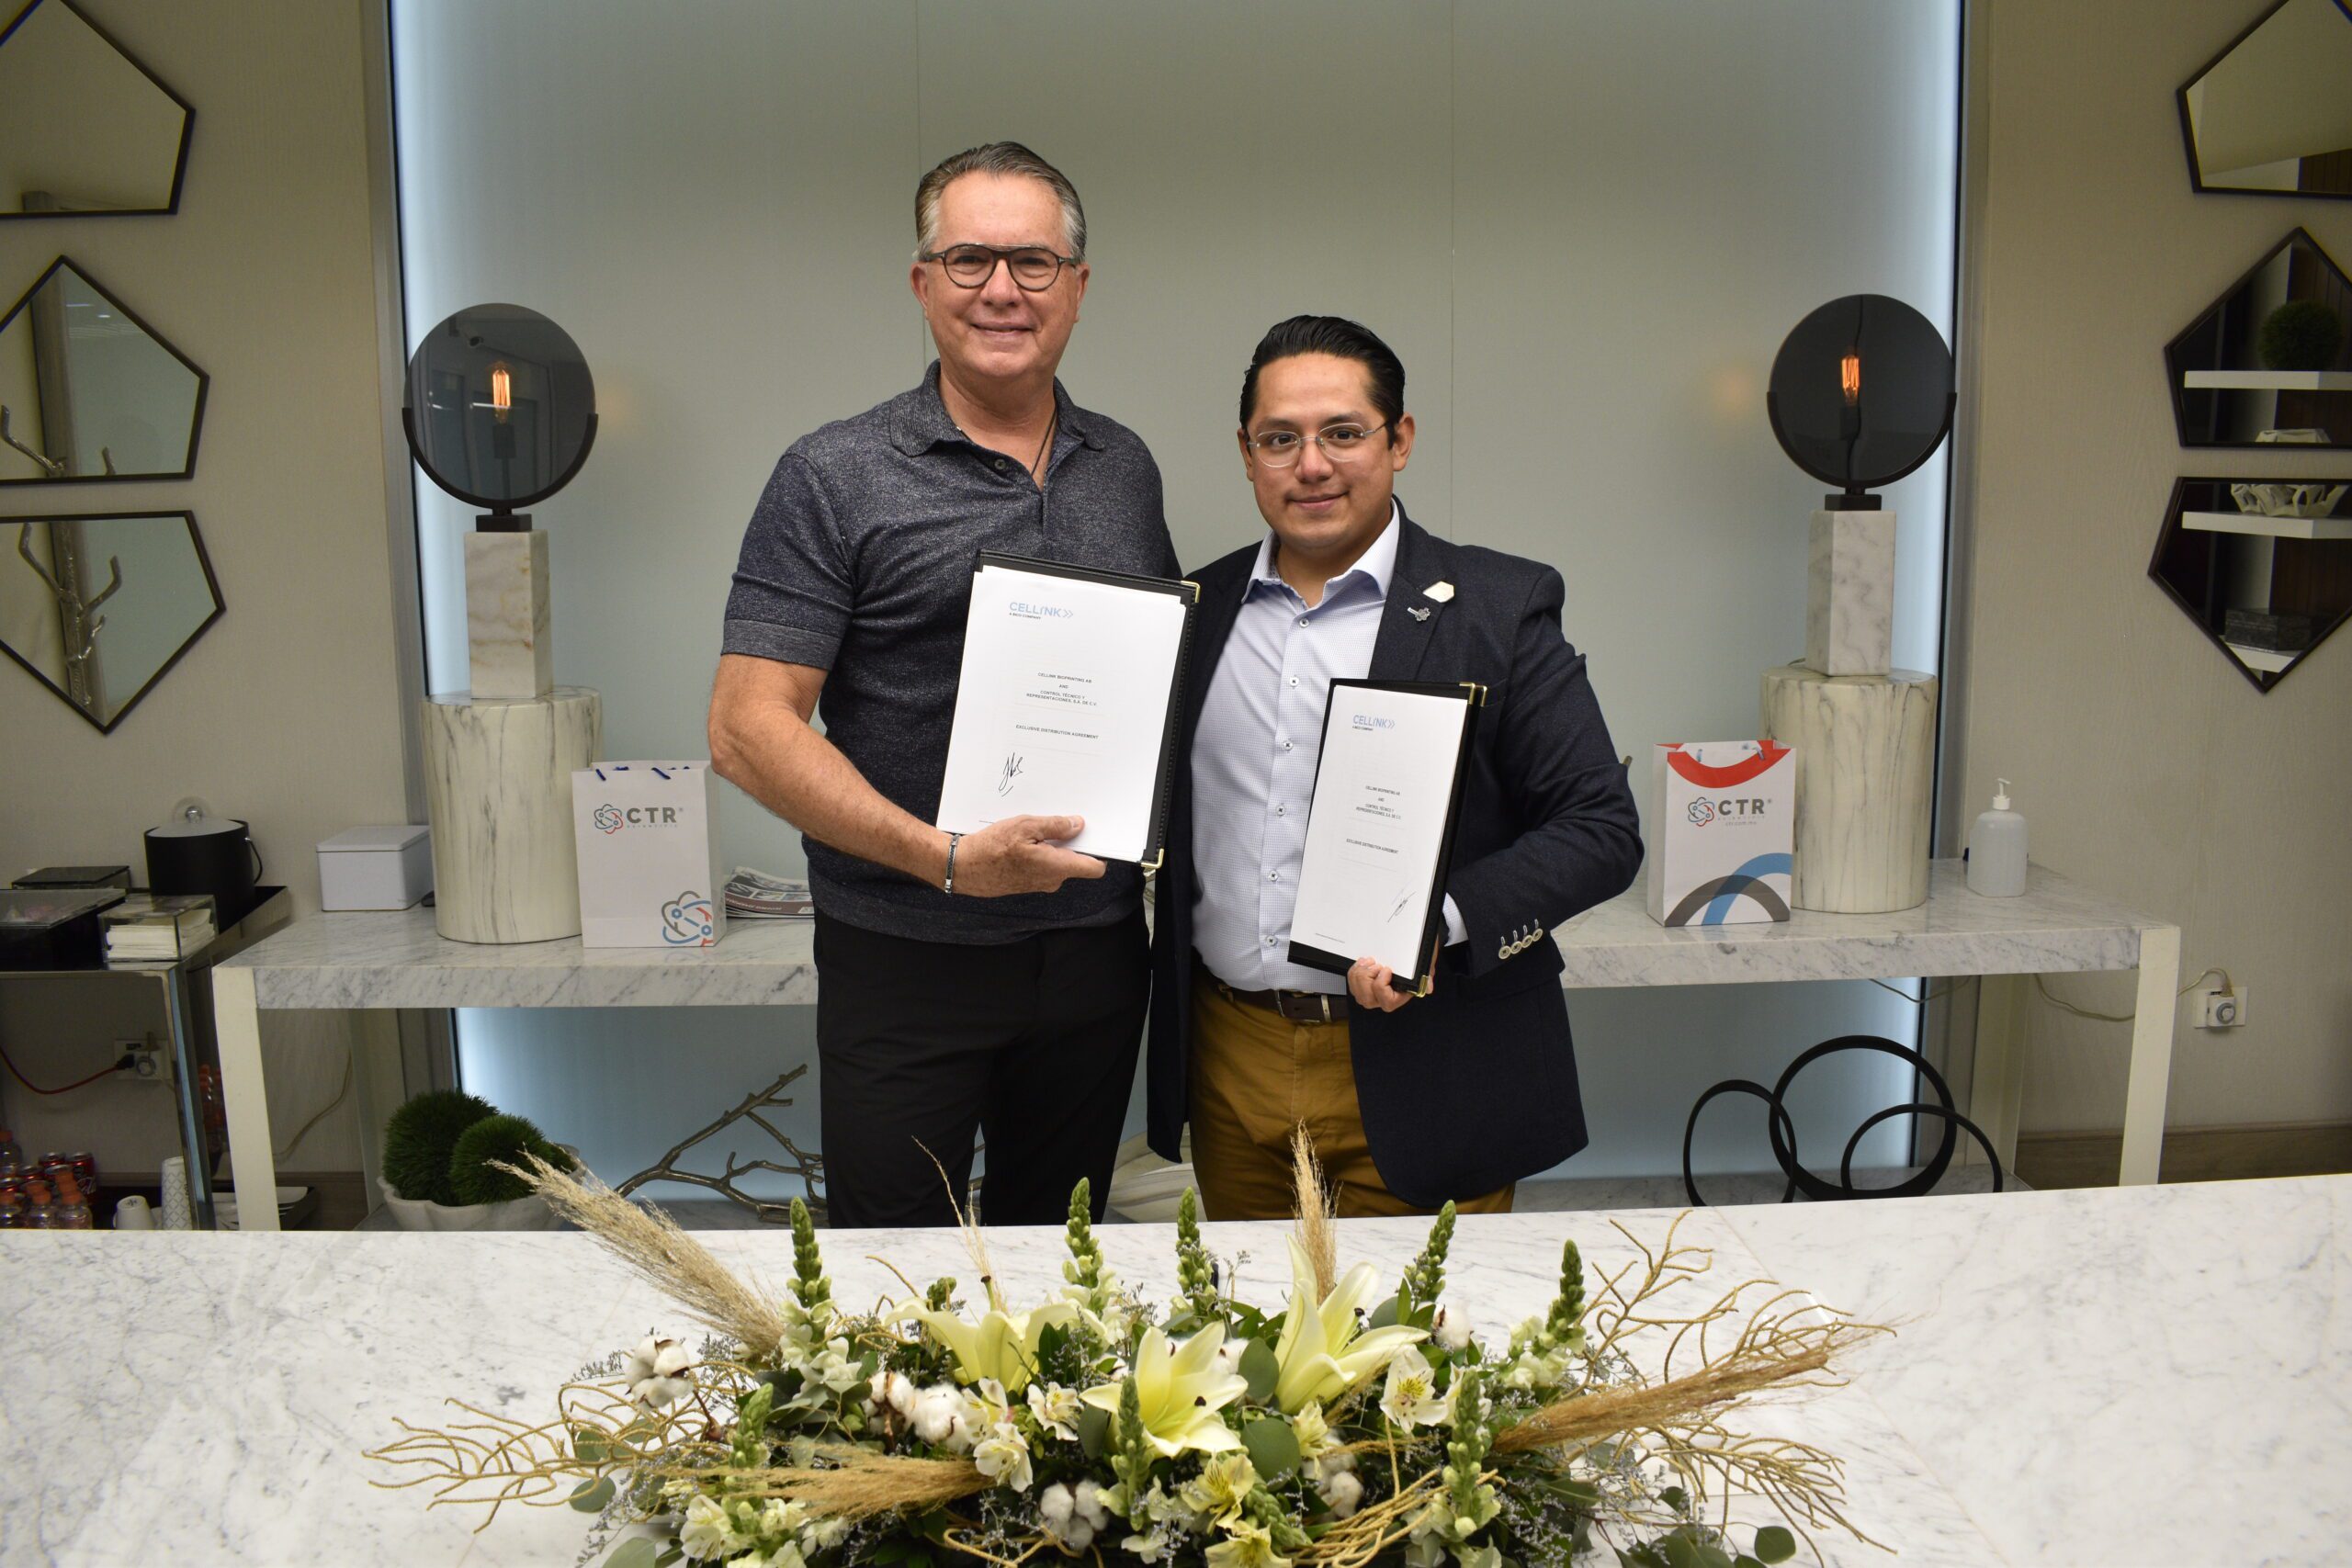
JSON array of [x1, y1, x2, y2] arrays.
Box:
[[1271, 1239, 1428, 1413], [1078, 1323, 1250, 1457], [1379, 1345, 1454, 1428], [1026, 1381, 1083, 1440], [680, 1494, 746, 1561], [624, 1335, 695, 1409], [971, 1420, 1035, 1492], [1204, 1520, 1291, 1568], [890, 1298, 1078, 1393]]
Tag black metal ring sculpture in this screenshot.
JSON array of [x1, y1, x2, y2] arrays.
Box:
[[1683, 1034, 2005, 1205]]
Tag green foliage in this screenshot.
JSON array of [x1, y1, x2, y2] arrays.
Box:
[[1175, 1188, 1220, 1324], [601, 1540, 659, 1568], [447, 1112, 572, 1205], [1240, 1414, 1300, 1479], [1402, 1199, 1457, 1314], [925, 1277, 956, 1311], [569, 1475, 616, 1512], [1063, 1179, 1108, 1303], [1238, 1337, 1280, 1403], [1241, 1483, 1311, 1551], [2258, 299, 2345, 372], [790, 1197, 831, 1317], [381, 1089, 495, 1205], [1751, 1525, 1796, 1563], [1546, 1239, 1586, 1346]]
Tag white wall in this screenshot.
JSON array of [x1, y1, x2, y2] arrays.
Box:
[[1954, 0, 2352, 1139], [399, 0, 1961, 1191], [0, 0, 406, 1179]]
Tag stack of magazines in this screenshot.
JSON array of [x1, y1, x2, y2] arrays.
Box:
[[723, 867, 814, 920], [102, 894, 218, 964]]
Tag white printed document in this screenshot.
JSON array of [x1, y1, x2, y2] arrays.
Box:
[[1286, 680, 1479, 987], [935, 555, 1193, 865]]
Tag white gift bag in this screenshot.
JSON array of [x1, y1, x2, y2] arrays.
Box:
[[571, 761, 727, 948], [1645, 740, 1794, 927]]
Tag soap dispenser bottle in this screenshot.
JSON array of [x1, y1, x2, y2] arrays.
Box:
[[1967, 778, 2028, 897]]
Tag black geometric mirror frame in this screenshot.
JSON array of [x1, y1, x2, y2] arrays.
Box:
[[2163, 229, 2352, 449], [2148, 476, 2351, 693], [0, 254, 210, 485], [0, 509, 223, 733], [2176, 0, 2352, 202], [0, 0, 194, 220]]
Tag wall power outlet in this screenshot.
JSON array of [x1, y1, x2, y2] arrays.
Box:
[[115, 1041, 168, 1082], [2198, 987, 2246, 1030]]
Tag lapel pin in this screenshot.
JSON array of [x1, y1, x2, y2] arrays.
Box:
[[1425, 581, 1454, 604], [1408, 606, 1431, 622]]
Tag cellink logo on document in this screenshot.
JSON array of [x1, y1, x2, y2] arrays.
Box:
[[1008, 601, 1075, 620], [1350, 714, 1396, 731]]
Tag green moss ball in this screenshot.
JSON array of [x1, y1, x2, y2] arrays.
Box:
[[447, 1112, 576, 1206], [381, 1089, 495, 1205], [2257, 299, 2345, 373]]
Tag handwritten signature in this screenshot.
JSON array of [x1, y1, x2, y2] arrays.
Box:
[[998, 751, 1025, 796]]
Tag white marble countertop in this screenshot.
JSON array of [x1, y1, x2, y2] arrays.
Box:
[[221, 861, 2168, 1010], [1, 1176, 2340, 1566]]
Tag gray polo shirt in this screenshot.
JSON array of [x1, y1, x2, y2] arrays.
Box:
[[723, 361, 1178, 943]]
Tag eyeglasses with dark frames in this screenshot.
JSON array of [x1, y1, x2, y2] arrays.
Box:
[[1244, 421, 1393, 468], [917, 243, 1080, 292]]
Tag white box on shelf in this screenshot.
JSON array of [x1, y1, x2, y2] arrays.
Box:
[[571, 761, 726, 949], [317, 826, 434, 910], [1645, 739, 1794, 927]]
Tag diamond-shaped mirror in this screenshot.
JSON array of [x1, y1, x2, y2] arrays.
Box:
[[0, 256, 208, 484], [0, 0, 193, 219], [2178, 0, 2352, 201], [2165, 229, 2352, 448], [2149, 476, 2349, 692], [0, 510, 221, 732]]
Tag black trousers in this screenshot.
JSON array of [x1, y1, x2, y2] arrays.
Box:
[[812, 907, 1148, 1228]]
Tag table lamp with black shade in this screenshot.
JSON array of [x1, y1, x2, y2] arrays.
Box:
[[1758, 294, 1954, 916], [401, 303, 596, 699], [400, 304, 603, 944]]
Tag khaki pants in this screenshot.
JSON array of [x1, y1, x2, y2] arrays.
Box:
[[1189, 972, 1513, 1222]]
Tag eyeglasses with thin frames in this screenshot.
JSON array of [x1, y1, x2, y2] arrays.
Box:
[[917, 243, 1080, 292], [1244, 421, 1392, 468]]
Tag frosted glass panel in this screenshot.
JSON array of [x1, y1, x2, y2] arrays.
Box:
[[399, 1, 1961, 1194]]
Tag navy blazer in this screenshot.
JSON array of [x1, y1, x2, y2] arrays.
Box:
[[1148, 506, 1644, 1206]]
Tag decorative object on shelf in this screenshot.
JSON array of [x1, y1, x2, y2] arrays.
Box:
[[401, 302, 596, 701], [614, 1066, 826, 1224], [143, 799, 261, 925], [2232, 479, 2348, 518], [2177, 0, 2352, 202], [1684, 1033, 2003, 1205], [571, 761, 726, 949], [1, 512, 220, 732], [402, 303, 603, 943], [0, 0, 193, 220], [422, 686, 602, 942], [2166, 229, 2352, 447], [1760, 666, 1938, 913], [378, 1087, 580, 1232], [1745, 296, 1951, 916], [373, 1140, 1882, 1568], [0, 257, 208, 483], [2149, 475, 2352, 691]]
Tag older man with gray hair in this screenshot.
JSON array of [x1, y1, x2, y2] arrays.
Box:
[[710, 142, 1175, 1227]]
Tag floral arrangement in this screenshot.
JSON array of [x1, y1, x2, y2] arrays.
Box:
[[372, 1141, 1881, 1568]]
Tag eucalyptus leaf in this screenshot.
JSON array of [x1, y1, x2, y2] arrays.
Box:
[[1078, 1404, 1113, 1458], [602, 1540, 660, 1568], [571, 1427, 608, 1462], [1658, 1536, 1701, 1568], [1368, 1294, 1402, 1330], [1241, 1415, 1302, 1478], [1752, 1527, 1796, 1564], [569, 1476, 616, 1513], [1238, 1337, 1280, 1402]]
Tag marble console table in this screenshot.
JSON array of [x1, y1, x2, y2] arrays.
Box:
[[2, 1177, 2343, 1566], [209, 861, 2177, 1229]]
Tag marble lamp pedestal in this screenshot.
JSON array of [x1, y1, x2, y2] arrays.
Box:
[[421, 687, 601, 942], [464, 529, 553, 700], [1762, 664, 1936, 914], [1805, 507, 1894, 677]]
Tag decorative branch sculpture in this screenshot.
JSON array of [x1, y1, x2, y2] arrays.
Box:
[[615, 1066, 826, 1225]]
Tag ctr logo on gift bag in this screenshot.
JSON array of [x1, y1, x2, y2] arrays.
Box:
[[1647, 740, 1794, 928], [660, 891, 716, 946]]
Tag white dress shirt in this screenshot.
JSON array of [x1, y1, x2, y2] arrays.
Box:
[[1191, 504, 1464, 994]]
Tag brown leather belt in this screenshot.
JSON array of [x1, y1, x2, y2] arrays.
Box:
[[1200, 962, 1346, 1024]]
